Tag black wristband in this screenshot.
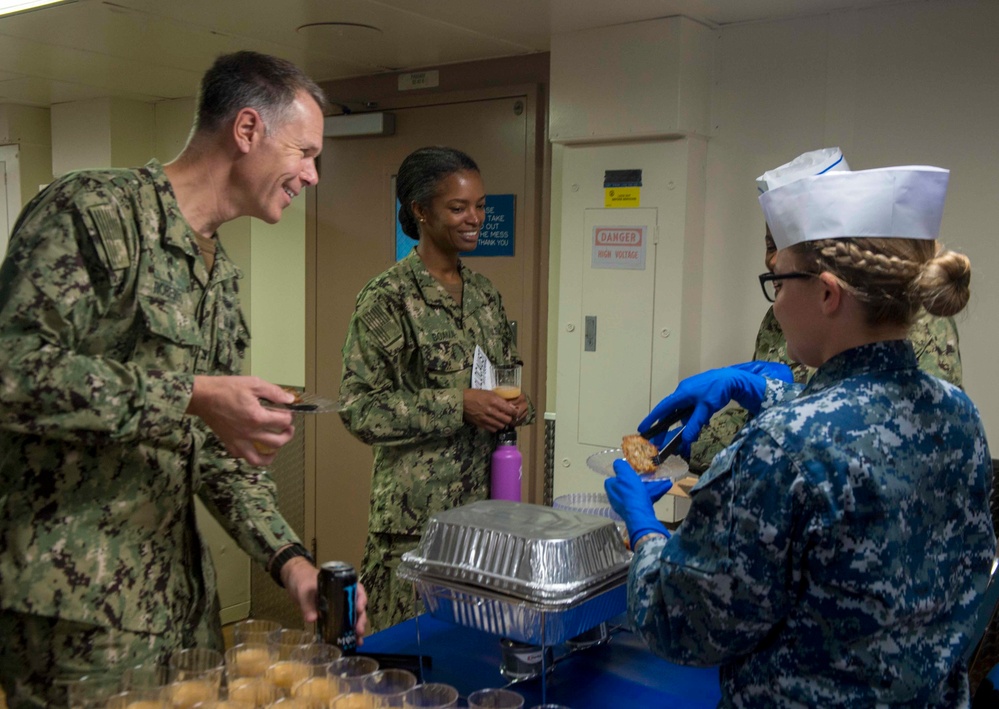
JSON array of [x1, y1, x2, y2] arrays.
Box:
[[269, 544, 314, 588]]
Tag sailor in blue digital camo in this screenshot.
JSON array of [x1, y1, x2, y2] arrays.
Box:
[[0, 161, 308, 707], [625, 162, 993, 707], [339, 249, 534, 632], [687, 306, 962, 472], [631, 341, 993, 707]]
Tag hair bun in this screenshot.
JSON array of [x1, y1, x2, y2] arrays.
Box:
[[915, 249, 971, 317]]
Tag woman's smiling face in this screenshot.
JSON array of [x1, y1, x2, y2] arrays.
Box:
[[417, 170, 485, 254]]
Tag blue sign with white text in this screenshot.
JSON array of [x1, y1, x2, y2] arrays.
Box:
[[468, 194, 515, 257]]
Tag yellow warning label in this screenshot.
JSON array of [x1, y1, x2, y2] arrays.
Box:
[[604, 187, 640, 208]]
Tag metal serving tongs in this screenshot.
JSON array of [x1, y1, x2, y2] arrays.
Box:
[[640, 406, 694, 466], [258, 392, 340, 414]]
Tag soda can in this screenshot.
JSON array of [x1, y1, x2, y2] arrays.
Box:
[[499, 638, 553, 680], [317, 561, 358, 653]]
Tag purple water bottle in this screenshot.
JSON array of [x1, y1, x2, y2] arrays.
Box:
[[491, 429, 522, 501]]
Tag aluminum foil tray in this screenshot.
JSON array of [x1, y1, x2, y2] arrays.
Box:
[[400, 500, 631, 603], [400, 572, 627, 646]]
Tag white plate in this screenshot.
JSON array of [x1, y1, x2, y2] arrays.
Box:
[[586, 447, 689, 482], [553, 492, 624, 522]]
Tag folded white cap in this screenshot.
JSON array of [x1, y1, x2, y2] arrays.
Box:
[[756, 147, 849, 194], [759, 166, 949, 250]]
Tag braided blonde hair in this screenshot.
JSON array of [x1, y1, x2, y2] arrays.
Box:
[[790, 238, 971, 326]]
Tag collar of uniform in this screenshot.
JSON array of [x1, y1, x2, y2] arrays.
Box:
[[405, 248, 466, 313], [208, 238, 244, 284], [804, 339, 918, 394], [144, 159, 203, 260], [144, 159, 244, 286]]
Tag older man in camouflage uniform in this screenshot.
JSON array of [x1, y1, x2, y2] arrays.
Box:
[[0, 52, 360, 708]]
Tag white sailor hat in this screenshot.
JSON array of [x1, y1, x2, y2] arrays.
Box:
[[756, 147, 849, 194], [759, 166, 950, 250]]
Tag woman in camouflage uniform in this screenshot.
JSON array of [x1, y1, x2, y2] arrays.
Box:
[[608, 166, 993, 707], [339, 147, 533, 632]]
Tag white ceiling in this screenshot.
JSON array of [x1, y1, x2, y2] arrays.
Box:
[[0, 0, 911, 108]]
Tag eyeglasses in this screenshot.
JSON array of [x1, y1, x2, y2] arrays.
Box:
[[758, 271, 816, 302]]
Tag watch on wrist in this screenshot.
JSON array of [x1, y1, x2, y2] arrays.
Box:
[[269, 544, 315, 588]]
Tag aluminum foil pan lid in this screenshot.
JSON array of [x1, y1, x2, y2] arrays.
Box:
[[401, 500, 631, 601]]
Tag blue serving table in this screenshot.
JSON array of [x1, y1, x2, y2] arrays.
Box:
[[360, 613, 722, 708]]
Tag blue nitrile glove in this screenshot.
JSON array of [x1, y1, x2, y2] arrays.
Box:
[[639, 365, 770, 458], [605, 458, 672, 546], [729, 360, 794, 383]]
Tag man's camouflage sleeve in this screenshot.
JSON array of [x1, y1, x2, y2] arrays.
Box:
[[0, 176, 193, 446], [909, 310, 962, 387], [196, 433, 303, 569], [688, 407, 751, 474], [688, 308, 809, 472]]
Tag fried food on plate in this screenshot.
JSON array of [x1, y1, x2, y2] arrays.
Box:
[[622, 434, 659, 473]]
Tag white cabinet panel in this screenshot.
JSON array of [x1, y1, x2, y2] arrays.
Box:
[[577, 209, 657, 449], [553, 138, 705, 522]]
